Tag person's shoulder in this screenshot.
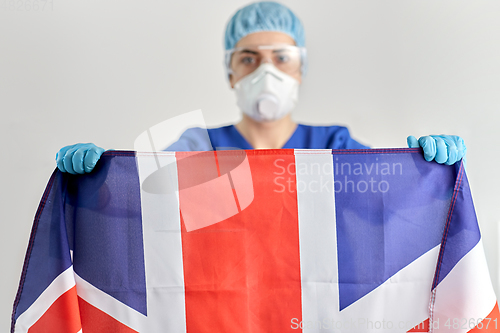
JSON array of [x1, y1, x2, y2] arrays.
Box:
[[297, 124, 352, 141], [183, 124, 235, 139], [166, 127, 213, 151], [298, 124, 350, 134], [206, 124, 234, 135], [296, 123, 369, 149]]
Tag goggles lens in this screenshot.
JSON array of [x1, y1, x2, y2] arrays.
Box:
[[227, 45, 304, 78]]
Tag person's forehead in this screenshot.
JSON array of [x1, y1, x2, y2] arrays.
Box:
[[234, 31, 296, 48]]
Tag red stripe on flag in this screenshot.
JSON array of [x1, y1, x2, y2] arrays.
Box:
[[78, 297, 138, 332], [407, 318, 428, 332], [178, 150, 302, 332], [469, 302, 500, 332], [28, 286, 81, 333]]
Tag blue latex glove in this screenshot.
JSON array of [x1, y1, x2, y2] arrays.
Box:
[[407, 135, 466, 165], [56, 143, 105, 174]]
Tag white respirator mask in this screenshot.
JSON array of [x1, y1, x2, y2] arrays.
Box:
[[233, 63, 300, 122]]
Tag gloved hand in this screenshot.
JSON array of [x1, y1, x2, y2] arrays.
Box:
[[407, 135, 466, 165], [56, 143, 106, 174]]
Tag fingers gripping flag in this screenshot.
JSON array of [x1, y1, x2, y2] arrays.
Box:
[[12, 149, 498, 332]]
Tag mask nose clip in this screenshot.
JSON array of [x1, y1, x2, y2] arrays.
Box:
[[251, 64, 284, 84]]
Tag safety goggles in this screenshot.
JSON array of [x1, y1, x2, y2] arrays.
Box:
[[225, 44, 307, 79]]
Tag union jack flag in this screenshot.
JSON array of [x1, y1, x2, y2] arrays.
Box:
[[12, 149, 498, 332]]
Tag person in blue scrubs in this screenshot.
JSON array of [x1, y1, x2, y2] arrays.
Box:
[[167, 125, 368, 152], [56, 1, 466, 174]]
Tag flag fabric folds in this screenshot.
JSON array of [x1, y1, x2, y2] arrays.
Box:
[[12, 149, 498, 332]]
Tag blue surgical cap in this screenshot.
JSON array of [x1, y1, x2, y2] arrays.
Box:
[[224, 1, 305, 50]]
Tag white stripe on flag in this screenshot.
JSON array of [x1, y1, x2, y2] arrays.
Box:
[[136, 152, 187, 332], [432, 239, 497, 333], [295, 149, 339, 333], [75, 273, 145, 331], [340, 245, 439, 332], [295, 149, 438, 332], [14, 266, 75, 333]]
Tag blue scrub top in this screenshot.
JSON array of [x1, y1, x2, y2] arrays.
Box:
[[166, 124, 369, 151]]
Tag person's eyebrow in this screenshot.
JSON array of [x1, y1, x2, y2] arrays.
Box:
[[273, 48, 290, 53], [237, 49, 259, 55]]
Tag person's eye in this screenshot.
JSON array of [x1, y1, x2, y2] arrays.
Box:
[[276, 54, 290, 63], [241, 56, 256, 65]]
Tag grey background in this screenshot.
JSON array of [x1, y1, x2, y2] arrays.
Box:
[[1, 0, 499, 330]]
